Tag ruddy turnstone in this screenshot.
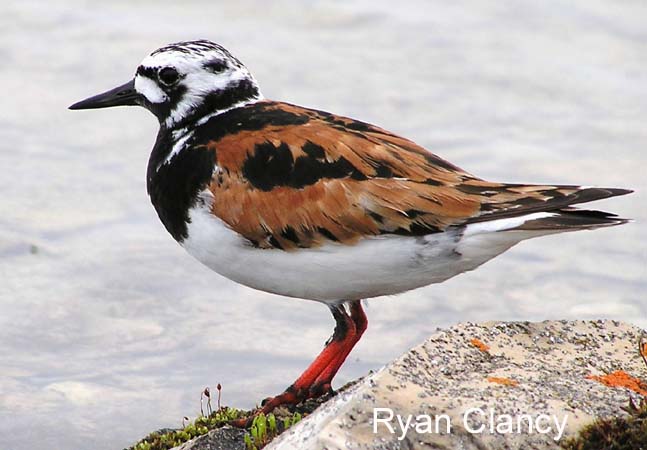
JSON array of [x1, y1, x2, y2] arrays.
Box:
[[70, 40, 632, 421]]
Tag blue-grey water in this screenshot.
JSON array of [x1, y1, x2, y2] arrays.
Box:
[[1, 1, 645, 449]]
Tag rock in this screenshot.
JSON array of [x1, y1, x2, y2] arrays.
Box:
[[266, 320, 647, 450], [171, 426, 246, 450]]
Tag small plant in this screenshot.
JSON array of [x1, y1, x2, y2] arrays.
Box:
[[130, 381, 314, 450], [130, 406, 243, 450], [201, 387, 212, 416], [283, 411, 302, 431], [244, 412, 303, 450]]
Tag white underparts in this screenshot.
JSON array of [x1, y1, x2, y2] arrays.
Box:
[[181, 200, 566, 304]]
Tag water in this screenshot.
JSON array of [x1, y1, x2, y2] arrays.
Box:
[[1, 1, 645, 449]]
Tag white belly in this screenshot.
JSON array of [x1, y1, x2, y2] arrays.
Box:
[[180, 204, 552, 303]]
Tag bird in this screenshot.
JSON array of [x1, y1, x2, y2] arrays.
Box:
[[70, 40, 632, 422]]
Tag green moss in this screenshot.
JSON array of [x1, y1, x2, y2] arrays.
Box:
[[127, 378, 361, 450], [562, 400, 647, 450], [129, 407, 244, 450], [127, 404, 309, 450], [244, 412, 302, 450]]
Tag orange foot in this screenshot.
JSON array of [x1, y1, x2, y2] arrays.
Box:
[[231, 300, 367, 427]]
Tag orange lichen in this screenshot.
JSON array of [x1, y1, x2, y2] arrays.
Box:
[[587, 370, 647, 396], [640, 342, 647, 358], [487, 377, 518, 387], [470, 338, 490, 353]]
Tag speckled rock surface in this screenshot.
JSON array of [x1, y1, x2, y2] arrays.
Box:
[[171, 427, 246, 450], [267, 320, 646, 450]]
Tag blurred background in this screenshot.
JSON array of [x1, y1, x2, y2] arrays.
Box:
[[1, 1, 645, 449]]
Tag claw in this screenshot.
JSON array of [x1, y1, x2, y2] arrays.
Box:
[[308, 381, 333, 398], [229, 416, 253, 428]]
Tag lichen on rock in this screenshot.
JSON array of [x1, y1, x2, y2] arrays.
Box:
[[266, 320, 647, 450]]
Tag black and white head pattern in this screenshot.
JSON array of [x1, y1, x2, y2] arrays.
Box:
[[134, 40, 263, 129]]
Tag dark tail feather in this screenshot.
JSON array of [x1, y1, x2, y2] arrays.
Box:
[[514, 208, 630, 231], [466, 186, 633, 225]]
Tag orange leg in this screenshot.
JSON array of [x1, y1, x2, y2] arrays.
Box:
[[232, 300, 367, 426], [308, 301, 368, 397]]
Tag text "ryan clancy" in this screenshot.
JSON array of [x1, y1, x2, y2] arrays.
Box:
[[372, 407, 568, 441]]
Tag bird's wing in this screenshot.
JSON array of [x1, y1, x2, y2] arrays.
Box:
[[201, 101, 630, 249]]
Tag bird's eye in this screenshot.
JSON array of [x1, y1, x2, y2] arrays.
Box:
[[158, 67, 180, 86], [204, 59, 227, 73]]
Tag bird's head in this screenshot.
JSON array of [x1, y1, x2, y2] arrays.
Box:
[[69, 40, 263, 129]]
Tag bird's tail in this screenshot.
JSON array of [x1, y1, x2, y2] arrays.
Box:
[[509, 207, 629, 231], [463, 185, 632, 232]]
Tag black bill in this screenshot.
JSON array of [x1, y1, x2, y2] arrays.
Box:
[[69, 79, 141, 110]]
